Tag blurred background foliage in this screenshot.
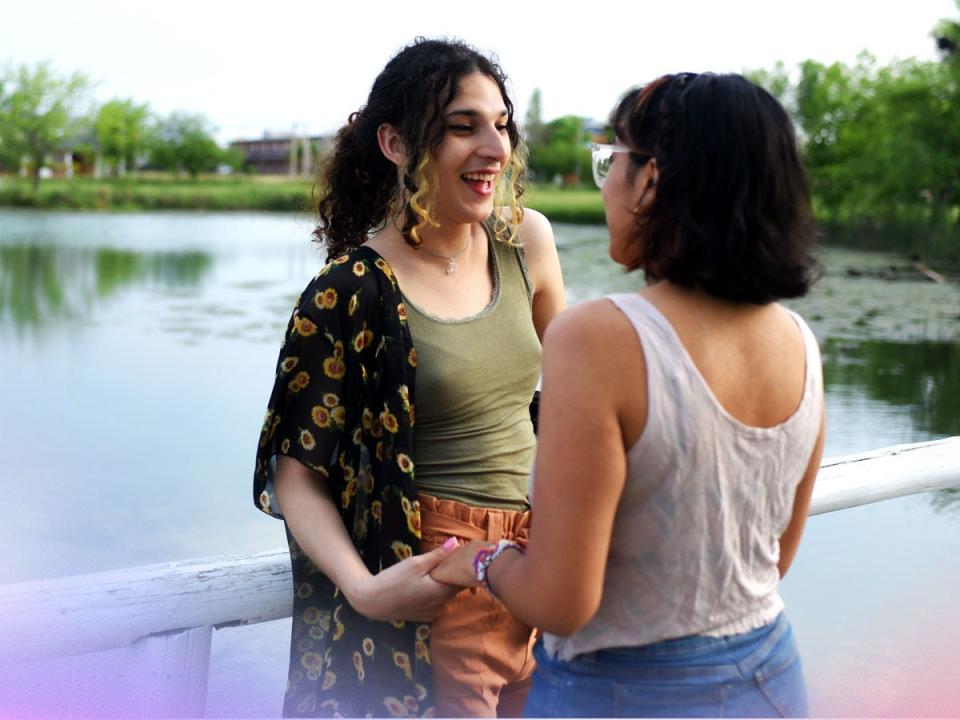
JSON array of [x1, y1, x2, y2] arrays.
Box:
[[1, 1, 959, 262]]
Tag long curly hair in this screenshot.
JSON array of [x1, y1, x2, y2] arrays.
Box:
[[314, 38, 526, 260]]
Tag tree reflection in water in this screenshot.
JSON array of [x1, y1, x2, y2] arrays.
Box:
[[0, 244, 212, 335], [822, 338, 960, 513]]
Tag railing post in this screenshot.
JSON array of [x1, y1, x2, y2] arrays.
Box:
[[118, 626, 213, 718]]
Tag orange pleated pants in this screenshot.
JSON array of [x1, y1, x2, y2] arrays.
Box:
[[419, 493, 537, 718]]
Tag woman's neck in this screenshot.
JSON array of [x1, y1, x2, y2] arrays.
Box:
[[416, 221, 476, 255], [365, 219, 485, 277]]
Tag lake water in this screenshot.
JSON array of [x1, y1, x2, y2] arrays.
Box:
[[1, 209, 959, 716]]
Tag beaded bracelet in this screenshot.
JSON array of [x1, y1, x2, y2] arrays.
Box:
[[472, 539, 524, 597]]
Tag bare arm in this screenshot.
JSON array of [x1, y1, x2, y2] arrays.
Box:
[[518, 209, 566, 340], [275, 455, 459, 622], [777, 405, 826, 577], [432, 301, 633, 634]]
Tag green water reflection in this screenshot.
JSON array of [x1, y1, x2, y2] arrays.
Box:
[[823, 338, 960, 512], [823, 339, 960, 437], [0, 244, 212, 333], [0, 230, 956, 521]]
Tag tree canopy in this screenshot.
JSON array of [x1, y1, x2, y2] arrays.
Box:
[[2, 2, 959, 262], [148, 112, 224, 179], [0, 62, 89, 186], [0, 62, 231, 183], [94, 99, 151, 176], [523, 94, 591, 186], [747, 47, 960, 260]]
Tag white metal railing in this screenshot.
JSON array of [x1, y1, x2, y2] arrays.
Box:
[[2, 436, 959, 717]]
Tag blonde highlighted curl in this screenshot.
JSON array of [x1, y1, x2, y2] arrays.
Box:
[[402, 144, 527, 248]]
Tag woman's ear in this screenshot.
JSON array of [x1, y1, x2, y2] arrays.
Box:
[[377, 124, 407, 167], [632, 157, 659, 215], [646, 157, 659, 189]]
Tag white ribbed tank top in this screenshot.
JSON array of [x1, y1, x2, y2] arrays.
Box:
[[544, 293, 823, 661]]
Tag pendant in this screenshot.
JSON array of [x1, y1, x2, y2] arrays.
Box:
[[446, 258, 456, 274]]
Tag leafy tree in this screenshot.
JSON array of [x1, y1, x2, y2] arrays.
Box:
[[528, 115, 590, 185], [523, 90, 591, 185], [746, 30, 960, 261], [929, 0, 960, 240], [0, 62, 89, 187], [933, 0, 960, 60], [148, 112, 224, 179], [220, 146, 245, 173], [870, 60, 960, 230], [752, 0, 960, 245], [523, 88, 545, 147], [94, 99, 151, 176], [745, 61, 795, 122], [794, 57, 875, 223]]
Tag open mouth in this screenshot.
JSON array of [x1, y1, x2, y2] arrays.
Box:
[[461, 172, 497, 196]]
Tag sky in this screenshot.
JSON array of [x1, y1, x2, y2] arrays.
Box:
[[2, 0, 958, 143]]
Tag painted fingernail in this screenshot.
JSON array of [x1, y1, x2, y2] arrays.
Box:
[[442, 537, 459, 550]]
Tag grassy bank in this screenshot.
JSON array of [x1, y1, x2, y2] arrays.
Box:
[[0, 176, 314, 212], [814, 216, 960, 266], [524, 186, 605, 224], [0, 175, 606, 223], [3, 177, 955, 264]]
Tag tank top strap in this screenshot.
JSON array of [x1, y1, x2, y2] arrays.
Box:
[[605, 292, 685, 379], [485, 217, 534, 308], [783, 308, 823, 401]]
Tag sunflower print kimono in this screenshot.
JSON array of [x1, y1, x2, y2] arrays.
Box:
[[254, 246, 432, 718]]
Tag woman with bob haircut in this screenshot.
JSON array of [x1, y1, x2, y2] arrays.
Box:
[[432, 72, 825, 717], [253, 38, 565, 718]]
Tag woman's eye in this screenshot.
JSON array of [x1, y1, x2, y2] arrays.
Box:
[[496, 125, 508, 133], [447, 124, 473, 133]]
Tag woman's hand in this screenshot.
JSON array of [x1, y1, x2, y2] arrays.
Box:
[[429, 539, 489, 588], [277, 457, 462, 623], [348, 543, 463, 622]]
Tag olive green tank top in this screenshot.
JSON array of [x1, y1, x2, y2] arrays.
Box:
[[402, 224, 541, 511]]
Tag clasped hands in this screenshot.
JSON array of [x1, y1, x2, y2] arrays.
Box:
[[430, 537, 491, 587], [348, 537, 489, 623]]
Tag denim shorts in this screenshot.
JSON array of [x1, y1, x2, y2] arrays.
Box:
[[525, 612, 808, 718]]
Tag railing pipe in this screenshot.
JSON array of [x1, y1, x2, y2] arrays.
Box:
[[2, 436, 959, 668], [809, 436, 960, 515]]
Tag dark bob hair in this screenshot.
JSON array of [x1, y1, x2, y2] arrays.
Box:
[[314, 38, 524, 260], [612, 72, 819, 303]]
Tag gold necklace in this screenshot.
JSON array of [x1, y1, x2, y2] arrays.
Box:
[[417, 227, 472, 274]]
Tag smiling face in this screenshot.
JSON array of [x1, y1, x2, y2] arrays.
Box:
[[427, 72, 512, 227]]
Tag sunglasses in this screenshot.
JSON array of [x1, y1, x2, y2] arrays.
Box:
[[590, 143, 653, 189]]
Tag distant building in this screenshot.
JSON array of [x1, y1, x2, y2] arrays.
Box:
[[229, 132, 332, 176]]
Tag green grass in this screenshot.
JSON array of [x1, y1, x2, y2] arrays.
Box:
[[524, 185, 605, 224], [5, 177, 957, 262], [5, 176, 957, 263], [0, 176, 314, 212], [0, 175, 606, 224]]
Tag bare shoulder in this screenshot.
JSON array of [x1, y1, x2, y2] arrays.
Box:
[[542, 298, 646, 435], [496, 207, 554, 253], [516, 208, 555, 256], [544, 298, 634, 357]]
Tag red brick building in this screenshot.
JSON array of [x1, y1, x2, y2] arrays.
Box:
[[229, 133, 331, 175]]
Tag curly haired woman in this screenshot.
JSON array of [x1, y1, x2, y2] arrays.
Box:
[[253, 38, 565, 718]]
